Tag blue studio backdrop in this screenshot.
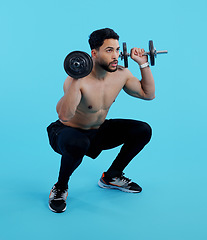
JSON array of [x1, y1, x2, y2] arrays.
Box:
[[0, 0, 207, 239]]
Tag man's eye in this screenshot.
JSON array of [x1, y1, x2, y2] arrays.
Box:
[[106, 49, 112, 52]]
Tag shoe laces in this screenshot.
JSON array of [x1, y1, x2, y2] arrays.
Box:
[[53, 187, 67, 199], [118, 173, 132, 183]]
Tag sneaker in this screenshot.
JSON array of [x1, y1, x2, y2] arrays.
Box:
[[98, 172, 142, 193], [49, 184, 68, 213]]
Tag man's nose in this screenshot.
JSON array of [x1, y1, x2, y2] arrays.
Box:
[[112, 51, 119, 59]]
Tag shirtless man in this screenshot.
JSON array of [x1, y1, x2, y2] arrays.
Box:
[[47, 28, 155, 213]]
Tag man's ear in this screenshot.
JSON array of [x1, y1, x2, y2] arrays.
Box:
[[91, 49, 97, 58]]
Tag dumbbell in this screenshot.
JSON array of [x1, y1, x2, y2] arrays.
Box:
[[64, 40, 168, 78], [120, 40, 168, 67]]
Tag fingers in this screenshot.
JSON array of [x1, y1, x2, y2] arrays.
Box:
[[131, 47, 145, 57]]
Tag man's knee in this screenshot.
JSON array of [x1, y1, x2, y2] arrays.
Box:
[[132, 121, 152, 144], [142, 122, 152, 143]]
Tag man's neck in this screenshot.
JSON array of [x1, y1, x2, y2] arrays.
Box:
[[91, 61, 108, 80]]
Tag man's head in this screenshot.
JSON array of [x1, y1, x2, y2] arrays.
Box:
[[89, 28, 120, 72], [88, 28, 119, 50]]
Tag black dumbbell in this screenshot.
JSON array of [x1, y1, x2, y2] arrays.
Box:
[[64, 40, 168, 78], [120, 40, 168, 67]]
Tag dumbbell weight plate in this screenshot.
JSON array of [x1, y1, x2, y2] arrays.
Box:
[[64, 51, 93, 79], [149, 40, 155, 66], [123, 42, 128, 68]]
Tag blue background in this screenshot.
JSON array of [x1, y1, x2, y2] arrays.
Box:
[[1, 0, 207, 239]]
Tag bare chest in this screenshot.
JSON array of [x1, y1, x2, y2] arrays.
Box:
[[79, 77, 126, 112]]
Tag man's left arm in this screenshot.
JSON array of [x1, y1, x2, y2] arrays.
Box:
[[123, 47, 155, 100]]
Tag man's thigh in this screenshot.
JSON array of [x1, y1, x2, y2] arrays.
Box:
[[56, 127, 91, 156], [47, 121, 90, 156], [91, 119, 146, 150]]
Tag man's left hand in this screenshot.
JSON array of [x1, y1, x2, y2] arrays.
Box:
[[130, 48, 148, 66]]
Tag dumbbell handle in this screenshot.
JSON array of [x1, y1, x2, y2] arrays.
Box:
[[143, 50, 168, 56], [122, 50, 168, 57]]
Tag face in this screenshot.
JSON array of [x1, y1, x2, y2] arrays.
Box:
[[92, 39, 120, 72]]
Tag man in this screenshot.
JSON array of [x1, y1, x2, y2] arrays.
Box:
[[47, 28, 155, 213]]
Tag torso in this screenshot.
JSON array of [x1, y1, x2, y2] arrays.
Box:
[[61, 66, 128, 130]]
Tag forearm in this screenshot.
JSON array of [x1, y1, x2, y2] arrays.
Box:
[[140, 66, 155, 100], [56, 81, 81, 121]]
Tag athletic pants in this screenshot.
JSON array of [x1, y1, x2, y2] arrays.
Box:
[[47, 119, 152, 188]]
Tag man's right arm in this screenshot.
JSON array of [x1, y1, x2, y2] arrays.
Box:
[[56, 77, 82, 122]]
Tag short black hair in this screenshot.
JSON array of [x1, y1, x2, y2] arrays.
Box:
[[88, 28, 119, 50]]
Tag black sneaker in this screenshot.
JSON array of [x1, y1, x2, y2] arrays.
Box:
[[98, 172, 142, 193], [49, 184, 68, 213]]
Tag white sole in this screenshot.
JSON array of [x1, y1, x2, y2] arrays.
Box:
[[98, 180, 141, 193]]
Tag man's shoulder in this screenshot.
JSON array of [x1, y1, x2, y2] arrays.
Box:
[[112, 66, 132, 86], [117, 65, 132, 78], [117, 65, 125, 70]]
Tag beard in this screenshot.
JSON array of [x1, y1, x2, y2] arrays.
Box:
[[98, 60, 118, 72]]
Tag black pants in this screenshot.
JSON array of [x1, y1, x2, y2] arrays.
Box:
[[47, 119, 152, 188]]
